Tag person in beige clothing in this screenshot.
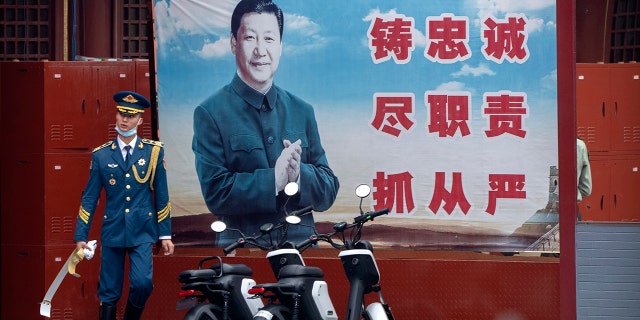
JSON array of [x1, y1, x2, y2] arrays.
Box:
[[577, 138, 592, 220]]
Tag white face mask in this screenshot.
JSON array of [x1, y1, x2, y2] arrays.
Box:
[[114, 124, 137, 137]]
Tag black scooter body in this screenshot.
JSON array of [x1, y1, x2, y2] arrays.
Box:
[[178, 260, 261, 320], [339, 249, 382, 320]]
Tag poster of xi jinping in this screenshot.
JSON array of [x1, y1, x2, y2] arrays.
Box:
[[153, 0, 560, 251]]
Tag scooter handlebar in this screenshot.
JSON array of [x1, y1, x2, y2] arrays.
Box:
[[220, 206, 313, 254], [223, 238, 245, 255], [289, 205, 314, 217], [354, 208, 390, 224], [295, 235, 318, 251]]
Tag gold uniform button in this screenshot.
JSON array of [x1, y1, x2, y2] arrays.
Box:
[[126, 196, 131, 201], [126, 173, 131, 178], [125, 209, 130, 213], [148, 212, 152, 217], [126, 185, 131, 189], [104, 215, 108, 219]]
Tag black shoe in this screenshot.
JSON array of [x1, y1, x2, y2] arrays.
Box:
[[99, 303, 117, 320], [123, 300, 144, 320]]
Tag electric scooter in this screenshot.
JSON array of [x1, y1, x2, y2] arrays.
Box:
[[216, 204, 338, 320], [176, 182, 305, 320], [296, 184, 395, 320], [206, 182, 336, 320], [178, 218, 310, 320]]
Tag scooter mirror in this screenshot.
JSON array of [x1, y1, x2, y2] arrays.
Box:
[[285, 215, 302, 225], [210, 221, 227, 233], [355, 184, 371, 198], [284, 182, 299, 196]]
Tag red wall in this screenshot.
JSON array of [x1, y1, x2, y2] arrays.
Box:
[[15, 248, 559, 320]]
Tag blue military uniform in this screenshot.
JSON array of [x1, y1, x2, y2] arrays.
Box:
[[74, 137, 171, 247], [74, 91, 171, 319]]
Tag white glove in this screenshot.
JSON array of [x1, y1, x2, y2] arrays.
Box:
[[84, 240, 97, 260]]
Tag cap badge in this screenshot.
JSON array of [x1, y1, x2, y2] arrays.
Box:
[[123, 94, 139, 104]]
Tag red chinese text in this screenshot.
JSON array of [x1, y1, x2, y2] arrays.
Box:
[[425, 14, 471, 63], [372, 171, 416, 213], [426, 92, 471, 137], [368, 16, 415, 64], [371, 93, 415, 137], [481, 14, 530, 63], [428, 172, 471, 215], [482, 91, 528, 138], [371, 171, 528, 216], [486, 174, 526, 215]]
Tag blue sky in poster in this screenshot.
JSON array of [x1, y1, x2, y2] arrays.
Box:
[[152, 0, 559, 239], [153, 0, 558, 111]]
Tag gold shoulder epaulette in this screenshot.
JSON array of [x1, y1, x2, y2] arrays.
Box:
[[93, 141, 114, 152], [141, 139, 164, 147]]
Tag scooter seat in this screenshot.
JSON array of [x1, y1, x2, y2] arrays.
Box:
[[179, 269, 216, 283], [278, 264, 324, 278], [214, 263, 253, 276], [179, 263, 252, 283]]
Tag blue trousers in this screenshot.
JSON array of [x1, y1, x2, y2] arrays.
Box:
[[98, 243, 153, 307]]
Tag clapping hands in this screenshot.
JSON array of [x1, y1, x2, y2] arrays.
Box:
[[275, 139, 302, 192]]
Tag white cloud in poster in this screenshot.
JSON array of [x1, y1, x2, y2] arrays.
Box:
[[540, 69, 557, 92], [194, 38, 230, 59], [286, 13, 320, 36], [475, 0, 556, 16], [282, 13, 329, 54], [363, 8, 401, 21], [435, 81, 468, 92], [451, 63, 496, 77], [471, 0, 556, 32], [525, 17, 546, 33], [154, 0, 237, 57]]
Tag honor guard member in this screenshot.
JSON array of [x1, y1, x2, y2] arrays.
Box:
[[74, 91, 174, 320]]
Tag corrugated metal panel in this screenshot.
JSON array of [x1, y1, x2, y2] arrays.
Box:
[[576, 223, 640, 319]]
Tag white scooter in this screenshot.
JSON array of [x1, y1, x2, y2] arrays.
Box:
[[296, 184, 395, 320], [214, 182, 338, 320], [176, 182, 309, 320]]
